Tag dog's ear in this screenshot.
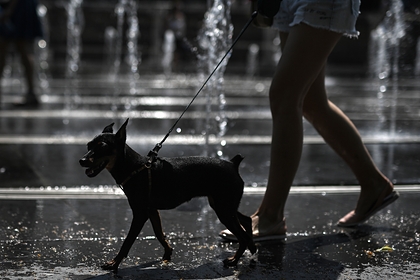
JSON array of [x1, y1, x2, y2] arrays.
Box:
[[102, 123, 114, 133], [115, 119, 129, 144]]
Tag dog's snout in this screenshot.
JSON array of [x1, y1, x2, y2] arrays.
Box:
[[80, 150, 95, 167], [79, 157, 88, 166], [79, 154, 94, 166]]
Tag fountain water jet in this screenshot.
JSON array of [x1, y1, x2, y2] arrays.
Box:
[[35, 4, 51, 97], [162, 30, 176, 76], [108, 0, 140, 111], [197, 0, 233, 158], [124, 0, 140, 99], [104, 26, 118, 75], [246, 43, 260, 77], [369, 0, 405, 181], [64, 0, 84, 111], [415, 38, 420, 76]]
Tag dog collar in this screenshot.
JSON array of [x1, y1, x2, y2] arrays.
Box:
[[119, 164, 153, 207], [119, 164, 149, 188]]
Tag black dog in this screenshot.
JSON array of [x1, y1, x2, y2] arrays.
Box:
[[79, 119, 256, 271]]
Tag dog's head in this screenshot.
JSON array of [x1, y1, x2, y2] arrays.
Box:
[[79, 119, 128, 177]]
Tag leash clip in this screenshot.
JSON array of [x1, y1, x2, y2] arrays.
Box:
[[146, 143, 162, 168]]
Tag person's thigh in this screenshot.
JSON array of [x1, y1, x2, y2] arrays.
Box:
[[270, 24, 341, 109]]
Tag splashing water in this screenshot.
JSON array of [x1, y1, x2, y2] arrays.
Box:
[[109, 0, 140, 111], [369, 0, 405, 180], [369, 0, 405, 81], [162, 30, 176, 76], [197, 0, 233, 158], [416, 39, 420, 76], [104, 26, 118, 74], [36, 4, 51, 97], [246, 43, 260, 77], [125, 0, 140, 99], [64, 0, 84, 110]]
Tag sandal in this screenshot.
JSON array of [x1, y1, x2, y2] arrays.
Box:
[[337, 188, 399, 227], [219, 217, 287, 242]]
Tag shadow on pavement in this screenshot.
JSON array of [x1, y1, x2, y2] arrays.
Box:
[[83, 232, 372, 280]]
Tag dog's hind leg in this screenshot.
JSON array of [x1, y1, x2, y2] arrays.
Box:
[[148, 208, 173, 261], [211, 205, 254, 266], [237, 212, 252, 237], [236, 211, 257, 266], [209, 195, 256, 266], [217, 213, 251, 266]]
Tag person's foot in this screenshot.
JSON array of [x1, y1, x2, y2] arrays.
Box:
[[219, 215, 287, 242], [337, 182, 399, 227], [13, 93, 40, 107], [251, 214, 287, 241]]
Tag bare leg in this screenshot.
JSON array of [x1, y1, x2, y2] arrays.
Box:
[[15, 40, 39, 104], [0, 41, 9, 73], [0, 39, 10, 101], [252, 24, 342, 233], [253, 23, 397, 232], [302, 67, 394, 222], [15, 40, 35, 93]]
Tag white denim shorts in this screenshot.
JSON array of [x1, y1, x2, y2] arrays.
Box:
[[272, 0, 360, 37]]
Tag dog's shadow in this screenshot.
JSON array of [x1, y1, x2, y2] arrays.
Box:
[[84, 228, 374, 280], [83, 260, 237, 279], [258, 233, 355, 271]]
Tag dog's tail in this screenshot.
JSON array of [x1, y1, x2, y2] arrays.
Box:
[[230, 154, 244, 170]]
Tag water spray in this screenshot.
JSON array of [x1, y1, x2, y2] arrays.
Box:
[[144, 11, 258, 163], [147, 0, 282, 162]]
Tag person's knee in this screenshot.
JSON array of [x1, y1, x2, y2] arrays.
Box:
[[302, 100, 316, 123], [302, 97, 334, 126], [270, 84, 306, 117], [302, 87, 331, 122], [270, 95, 302, 120]]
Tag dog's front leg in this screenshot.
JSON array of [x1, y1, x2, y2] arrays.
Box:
[[148, 208, 173, 261], [102, 212, 148, 272]]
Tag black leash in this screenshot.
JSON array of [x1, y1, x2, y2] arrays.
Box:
[[146, 11, 259, 165]]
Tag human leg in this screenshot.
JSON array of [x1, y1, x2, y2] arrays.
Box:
[[0, 40, 9, 74], [302, 69, 397, 226], [252, 24, 342, 234], [15, 39, 39, 105], [0, 39, 10, 102]]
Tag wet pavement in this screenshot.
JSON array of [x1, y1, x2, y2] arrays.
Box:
[[0, 72, 420, 279], [1, 188, 419, 279]]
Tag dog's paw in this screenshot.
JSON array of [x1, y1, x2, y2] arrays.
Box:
[[249, 248, 258, 268], [101, 259, 119, 272]]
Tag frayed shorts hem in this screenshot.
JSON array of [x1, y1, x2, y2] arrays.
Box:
[[277, 20, 360, 38], [272, 0, 360, 38]]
